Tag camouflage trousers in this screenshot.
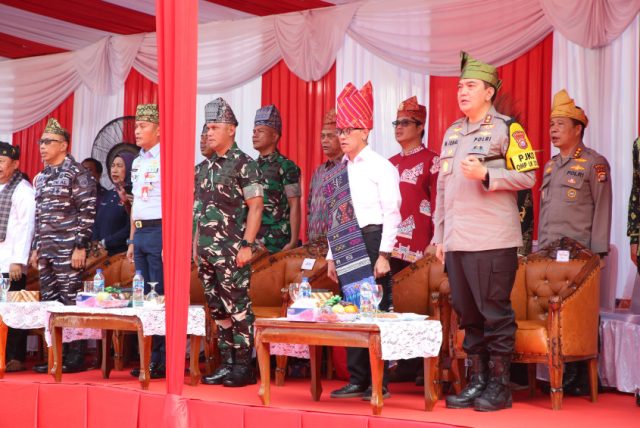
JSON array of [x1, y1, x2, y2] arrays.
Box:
[[198, 255, 255, 351], [39, 257, 82, 305], [259, 224, 291, 254]]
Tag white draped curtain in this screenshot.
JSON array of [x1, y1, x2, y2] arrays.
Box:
[[71, 84, 124, 187], [336, 35, 429, 159], [194, 77, 263, 164], [552, 15, 640, 298], [4, 0, 638, 134]]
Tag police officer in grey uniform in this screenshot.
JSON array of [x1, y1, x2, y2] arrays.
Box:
[[432, 52, 538, 411], [30, 118, 96, 373], [538, 89, 612, 396]]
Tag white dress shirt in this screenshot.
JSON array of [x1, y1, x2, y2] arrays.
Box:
[[131, 143, 162, 221], [0, 179, 36, 273], [326, 145, 402, 260]]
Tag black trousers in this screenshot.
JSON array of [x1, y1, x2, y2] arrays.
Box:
[[3, 273, 27, 361], [445, 247, 518, 355], [346, 227, 392, 387]]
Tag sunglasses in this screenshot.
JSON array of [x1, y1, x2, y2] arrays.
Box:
[[38, 138, 64, 145], [392, 119, 421, 128]]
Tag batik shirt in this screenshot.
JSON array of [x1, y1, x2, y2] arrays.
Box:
[[307, 158, 339, 242], [194, 143, 263, 258], [256, 150, 301, 253], [389, 146, 439, 262]]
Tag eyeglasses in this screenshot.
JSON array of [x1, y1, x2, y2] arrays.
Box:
[[392, 119, 421, 128], [335, 128, 364, 137], [38, 138, 64, 145]]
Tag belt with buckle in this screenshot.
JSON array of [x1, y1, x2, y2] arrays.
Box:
[[134, 219, 162, 229]]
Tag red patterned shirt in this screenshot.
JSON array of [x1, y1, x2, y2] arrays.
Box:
[[389, 145, 439, 262]]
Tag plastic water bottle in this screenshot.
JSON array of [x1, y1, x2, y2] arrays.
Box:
[[93, 269, 105, 293], [299, 277, 312, 299], [132, 270, 145, 307]]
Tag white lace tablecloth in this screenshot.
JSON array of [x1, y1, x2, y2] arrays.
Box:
[[270, 319, 442, 361], [43, 305, 206, 346]]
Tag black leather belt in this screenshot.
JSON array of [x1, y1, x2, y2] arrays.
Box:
[[134, 219, 162, 229], [361, 224, 382, 234]]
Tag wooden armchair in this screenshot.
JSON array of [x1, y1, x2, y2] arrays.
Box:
[[448, 238, 601, 410], [392, 254, 449, 396]]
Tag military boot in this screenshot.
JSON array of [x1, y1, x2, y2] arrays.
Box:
[[202, 348, 234, 385], [445, 354, 489, 409], [223, 348, 257, 387], [62, 340, 87, 373], [474, 354, 512, 412]]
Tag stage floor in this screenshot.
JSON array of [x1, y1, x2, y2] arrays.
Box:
[[0, 367, 637, 428]]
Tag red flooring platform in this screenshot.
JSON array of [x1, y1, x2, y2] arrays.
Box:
[[0, 369, 637, 428]]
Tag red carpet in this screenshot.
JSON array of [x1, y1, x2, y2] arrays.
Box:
[[0, 369, 637, 428]]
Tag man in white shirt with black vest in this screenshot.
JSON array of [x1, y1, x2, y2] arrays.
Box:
[[0, 142, 35, 372]]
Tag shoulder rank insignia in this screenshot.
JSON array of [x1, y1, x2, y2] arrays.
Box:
[[574, 147, 583, 158], [506, 122, 539, 172], [594, 164, 608, 182], [483, 114, 493, 124]]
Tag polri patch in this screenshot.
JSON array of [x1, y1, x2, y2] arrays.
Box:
[[594, 164, 608, 182]]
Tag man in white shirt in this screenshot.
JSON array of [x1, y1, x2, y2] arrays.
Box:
[[0, 142, 35, 372], [325, 82, 402, 400]]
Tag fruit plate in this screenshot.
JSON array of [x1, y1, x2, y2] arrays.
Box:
[[96, 299, 130, 309]]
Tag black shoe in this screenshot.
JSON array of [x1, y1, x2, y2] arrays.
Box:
[[361, 386, 391, 400], [330, 383, 368, 398], [62, 356, 86, 373], [202, 348, 234, 385], [446, 354, 489, 409], [202, 365, 233, 385], [33, 363, 49, 374], [415, 375, 424, 386], [222, 348, 255, 387], [130, 362, 166, 379], [474, 355, 512, 412]]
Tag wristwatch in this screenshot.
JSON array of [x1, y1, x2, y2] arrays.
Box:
[[126, 239, 134, 246], [240, 239, 254, 248], [379, 251, 391, 260]]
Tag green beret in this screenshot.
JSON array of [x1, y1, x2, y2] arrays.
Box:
[[460, 51, 501, 91], [136, 104, 159, 124]]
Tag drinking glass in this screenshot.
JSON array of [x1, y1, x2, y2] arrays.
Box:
[[146, 282, 160, 305], [288, 283, 300, 303], [371, 284, 383, 316], [0, 278, 10, 302], [83, 280, 94, 293]]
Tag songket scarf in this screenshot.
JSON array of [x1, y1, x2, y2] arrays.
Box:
[[323, 161, 374, 306], [0, 171, 23, 241]]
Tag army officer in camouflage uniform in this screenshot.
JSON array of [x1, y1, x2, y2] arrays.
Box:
[[252, 105, 301, 253], [194, 98, 263, 387], [30, 118, 96, 373]]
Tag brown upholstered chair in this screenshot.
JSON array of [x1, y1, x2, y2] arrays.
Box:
[[391, 254, 449, 396], [448, 238, 601, 410]]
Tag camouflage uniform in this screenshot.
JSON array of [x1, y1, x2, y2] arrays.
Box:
[[628, 138, 640, 250], [193, 159, 208, 236], [256, 151, 301, 253], [33, 155, 96, 304], [194, 143, 263, 351]]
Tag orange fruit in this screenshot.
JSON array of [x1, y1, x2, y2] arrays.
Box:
[[344, 305, 358, 313]]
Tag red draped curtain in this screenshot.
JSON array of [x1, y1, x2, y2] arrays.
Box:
[[124, 68, 159, 116], [261, 60, 336, 242], [428, 34, 553, 238], [12, 93, 75, 181]]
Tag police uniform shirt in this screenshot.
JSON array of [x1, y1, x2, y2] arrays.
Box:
[[432, 106, 538, 252], [131, 144, 162, 221], [538, 142, 612, 254]]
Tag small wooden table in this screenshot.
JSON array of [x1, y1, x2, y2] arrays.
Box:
[[48, 309, 202, 389], [255, 318, 440, 416]]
